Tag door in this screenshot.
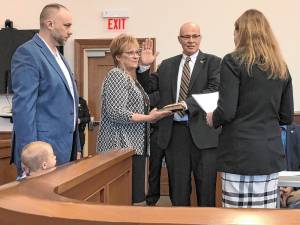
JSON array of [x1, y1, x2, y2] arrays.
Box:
[[87, 54, 114, 155]]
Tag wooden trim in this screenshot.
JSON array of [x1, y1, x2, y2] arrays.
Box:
[[0, 131, 16, 184], [0, 132, 11, 159], [75, 39, 112, 95], [0, 146, 11, 158], [294, 111, 300, 124]]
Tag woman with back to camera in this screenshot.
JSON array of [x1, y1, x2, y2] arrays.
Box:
[[96, 34, 171, 205], [207, 9, 294, 208]]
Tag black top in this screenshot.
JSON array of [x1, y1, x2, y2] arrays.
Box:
[[134, 78, 150, 155], [78, 96, 91, 132], [213, 53, 294, 175]]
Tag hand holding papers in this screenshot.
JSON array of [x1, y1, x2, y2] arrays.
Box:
[[192, 92, 219, 113]]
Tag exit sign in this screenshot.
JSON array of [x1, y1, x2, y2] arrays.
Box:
[[102, 10, 129, 30], [107, 18, 126, 30]]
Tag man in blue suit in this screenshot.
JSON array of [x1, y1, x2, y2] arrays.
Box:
[[11, 3, 80, 176]]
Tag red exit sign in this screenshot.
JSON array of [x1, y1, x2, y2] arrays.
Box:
[[107, 17, 127, 30]]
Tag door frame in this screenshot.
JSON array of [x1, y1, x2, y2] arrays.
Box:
[[75, 39, 112, 95]]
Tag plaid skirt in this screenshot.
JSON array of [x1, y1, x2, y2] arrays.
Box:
[[222, 172, 278, 208]]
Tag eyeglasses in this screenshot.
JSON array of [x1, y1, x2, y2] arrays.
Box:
[[122, 49, 141, 57], [179, 34, 201, 41]]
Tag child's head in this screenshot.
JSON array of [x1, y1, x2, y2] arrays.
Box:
[[21, 141, 56, 175]]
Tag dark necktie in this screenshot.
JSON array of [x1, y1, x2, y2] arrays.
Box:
[[177, 56, 191, 117]]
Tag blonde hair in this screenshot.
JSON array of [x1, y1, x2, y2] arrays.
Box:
[[110, 33, 139, 66], [234, 9, 287, 79], [21, 141, 54, 172]]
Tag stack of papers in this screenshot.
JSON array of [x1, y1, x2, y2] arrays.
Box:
[[279, 171, 300, 176], [192, 92, 219, 113]]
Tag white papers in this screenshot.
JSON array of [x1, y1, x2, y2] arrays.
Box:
[[278, 171, 300, 187], [192, 92, 219, 113], [279, 171, 300, 177]]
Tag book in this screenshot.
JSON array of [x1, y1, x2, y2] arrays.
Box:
[[159, 102, 185, 113]]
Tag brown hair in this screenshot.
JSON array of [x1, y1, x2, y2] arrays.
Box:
[[40, 3, 68, 28], [234, 9, 287, 79], [110, 33, 139, 66]]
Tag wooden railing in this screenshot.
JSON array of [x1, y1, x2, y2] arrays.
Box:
[[0, 149, 299, 225]]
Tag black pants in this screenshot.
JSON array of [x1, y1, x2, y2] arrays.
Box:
[[132, 155, 146, 203], [70, 131, 79, 161], [165, 122, 217, 206], [146, 129, 165, 205]]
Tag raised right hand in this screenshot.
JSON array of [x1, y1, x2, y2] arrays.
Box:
[[139, 38, 159, 66]]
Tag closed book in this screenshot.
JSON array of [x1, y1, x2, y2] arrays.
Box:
[[159, 103, 185, 112]]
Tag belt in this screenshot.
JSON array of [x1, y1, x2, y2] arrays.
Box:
[[173, 120, 188, 125]]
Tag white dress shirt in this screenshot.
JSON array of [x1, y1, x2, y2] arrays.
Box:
[[174, 50, 199, 121], [38, 34, 76, 129]]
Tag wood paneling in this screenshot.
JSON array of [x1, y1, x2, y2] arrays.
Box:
[[294, 111, 300, 124], [0, 131, 16, 184], [61, 156, 132, 205]]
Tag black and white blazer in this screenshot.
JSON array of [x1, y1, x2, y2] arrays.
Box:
[[96, 67, 149, 155]]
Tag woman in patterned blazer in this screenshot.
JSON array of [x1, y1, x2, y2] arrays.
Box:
[[96, 34, 171, 205]]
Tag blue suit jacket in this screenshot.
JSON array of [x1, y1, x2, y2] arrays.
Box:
[[11, 34, 80, 173]]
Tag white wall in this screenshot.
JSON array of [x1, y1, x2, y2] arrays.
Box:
[[0, 0, 299, 111], [0, 95, 13, 131]]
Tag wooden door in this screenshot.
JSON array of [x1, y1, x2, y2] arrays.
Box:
[[87, 55, 114, 155]]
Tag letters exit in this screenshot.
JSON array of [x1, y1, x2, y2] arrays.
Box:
[[107, 18, 126, 30]]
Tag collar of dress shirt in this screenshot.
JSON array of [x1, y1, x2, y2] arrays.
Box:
[[182, 50, 199, 64]]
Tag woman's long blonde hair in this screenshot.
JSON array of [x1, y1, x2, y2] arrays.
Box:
[[234, 9, 287, 79]]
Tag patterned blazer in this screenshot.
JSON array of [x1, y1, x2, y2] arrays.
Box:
[[96, 67, 149, 155]]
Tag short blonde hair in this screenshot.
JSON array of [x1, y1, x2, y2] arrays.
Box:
[[21, 141, 54, 172], [110, 33, 139, 66]]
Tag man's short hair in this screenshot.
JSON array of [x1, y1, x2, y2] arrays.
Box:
[[39, 3, 68, 28]]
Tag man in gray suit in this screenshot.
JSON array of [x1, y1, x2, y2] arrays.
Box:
[[138, 22, 220, 206]]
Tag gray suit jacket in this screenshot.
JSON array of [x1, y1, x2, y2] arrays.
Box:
[[138, 50, 221, 150]]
